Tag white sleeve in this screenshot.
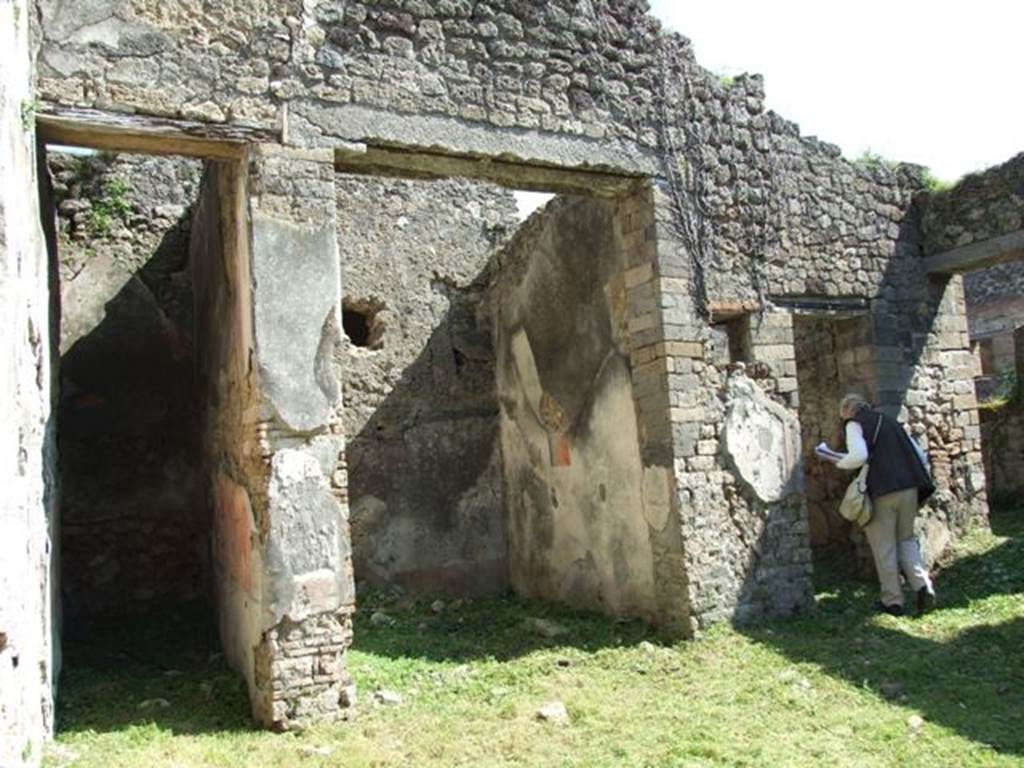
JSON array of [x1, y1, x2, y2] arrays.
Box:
[[910, 433, 930, 472], [836, 421, 868, 470]]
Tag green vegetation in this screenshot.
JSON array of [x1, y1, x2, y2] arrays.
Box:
[[854, 148, 897, 172], [922, 168, 955, 194], [47, 508, 1024, 767], [980, 371, 1022, 412], [87, 177, 132, 236], [993, 371, 1021, 406], [20, 97, 40, 131]]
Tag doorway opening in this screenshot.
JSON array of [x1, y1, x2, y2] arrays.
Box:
[[41, 140, 252, 731], [793, 312, 875, 559]]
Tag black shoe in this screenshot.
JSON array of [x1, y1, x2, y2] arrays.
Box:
[[874, 601, 904, 617], [917, 587, 936, 614]]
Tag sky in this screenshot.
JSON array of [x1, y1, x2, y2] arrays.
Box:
[[646, 0, 1023, 182]]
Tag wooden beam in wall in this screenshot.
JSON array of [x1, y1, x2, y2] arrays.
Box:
[[707, 300, 762, 322], [924, 229, 1024, 275], [334, 143, 643, 198], [768, 295, 869, 317], [36, 104, 277, 160]]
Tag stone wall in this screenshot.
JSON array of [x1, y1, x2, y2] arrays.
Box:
[[493, 194, 663, 623], [336, 174, 516, 595], [924, 153, 1024, 397], [192, 149, 359, 730], [52, 151, 206, 617], [980, 400, 1024, 507], [792, 316, 849, 549], [246, 146, 356, 729], [0, 1, 58, 765], [917, 151, 1024, 524], [965, 260, 1024, 399], [979, 327, 1024, 506], [667, 300, 815, 630], [35, 0, 671, 166], [966, 261, 1024, 311], [921, 152, 1024, 254], [28, 0, 994, 658]]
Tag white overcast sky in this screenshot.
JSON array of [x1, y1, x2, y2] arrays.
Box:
[[646, 0, 1023, 182]]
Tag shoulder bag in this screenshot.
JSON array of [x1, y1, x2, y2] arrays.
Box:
[[837, 413, 883, 527]]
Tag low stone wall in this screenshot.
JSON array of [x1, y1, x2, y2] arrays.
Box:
[[52, 151, 206, 617], [336, 174, 517, 596]]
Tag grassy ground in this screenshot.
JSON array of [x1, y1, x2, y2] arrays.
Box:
[[47, 508, 1023, 768]]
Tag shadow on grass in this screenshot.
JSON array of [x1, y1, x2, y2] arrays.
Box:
[[746, 507, 1024, 755], [350, 590, 659, 663], [57, 592, 656, 738], [57, 601, 252, 736]]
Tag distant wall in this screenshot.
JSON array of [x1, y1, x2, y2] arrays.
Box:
[[933, 155, 1024, 393], [336, 175, 516, 595], [53, 152, 205, 616], [979, 327, 1024, 506], [981, 401, 1024, 506], [965, 262, 1024, 398], [793, 316, 848, 548], [0, 1, 58, 764], [493, 196, 659, 621]]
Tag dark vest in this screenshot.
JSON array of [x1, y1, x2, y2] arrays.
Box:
[[847, 407, 935, 503]]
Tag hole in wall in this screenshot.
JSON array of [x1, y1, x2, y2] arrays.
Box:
[[709, 313, 752, 366], [342, 308, 370, 346], [453, 347, 467, 373], [724, 315, 752, 363], [342, 297, 385, 349]]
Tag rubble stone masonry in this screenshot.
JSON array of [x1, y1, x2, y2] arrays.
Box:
[[0, 0, 1011, 755]]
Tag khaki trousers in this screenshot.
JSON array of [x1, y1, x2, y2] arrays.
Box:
[[862, 487, 933, 606]]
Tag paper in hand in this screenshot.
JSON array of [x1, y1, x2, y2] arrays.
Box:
[[814, 442, 844, 462]]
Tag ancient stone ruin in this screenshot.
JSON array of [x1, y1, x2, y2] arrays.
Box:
[[2, 0, 1022, 764]]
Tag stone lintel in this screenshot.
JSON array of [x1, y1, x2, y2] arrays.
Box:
[[924, 229, 1024, 275], [334, 143, 643, 198], [36, 104, 277, 159]]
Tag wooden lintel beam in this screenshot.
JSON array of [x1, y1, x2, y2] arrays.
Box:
[[36, 104, 277, 160], [768, 295, 869, 317], [707, 300, 761, 322], [334, 144, 642, 198], [924, 229, 1024, 275]]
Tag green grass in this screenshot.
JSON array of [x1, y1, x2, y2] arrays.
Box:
[[47, 508, 1024, 767]]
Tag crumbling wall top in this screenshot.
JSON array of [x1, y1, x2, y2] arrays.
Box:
[[922, 152, 1024, 255]]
